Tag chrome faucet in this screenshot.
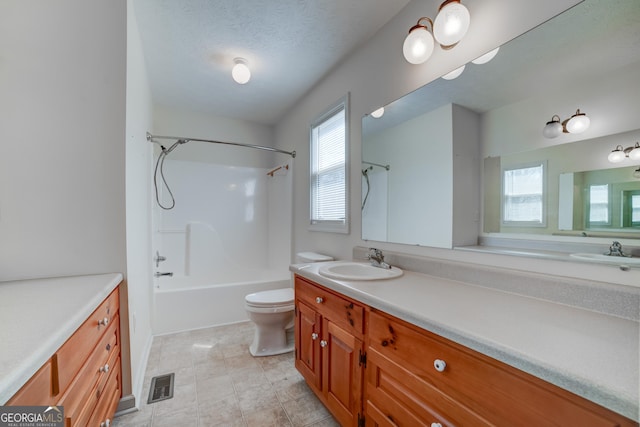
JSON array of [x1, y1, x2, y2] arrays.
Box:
[[604, 241, 629, 257], [367, 248, 391, 269]]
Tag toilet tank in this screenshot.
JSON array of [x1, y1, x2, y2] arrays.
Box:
[[296, 252, 333, 263]]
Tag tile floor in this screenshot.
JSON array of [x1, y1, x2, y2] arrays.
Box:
[[112, 321, 339, 427]]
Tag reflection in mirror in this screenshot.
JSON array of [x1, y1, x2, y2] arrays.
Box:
[[362, 0, 640, 246]]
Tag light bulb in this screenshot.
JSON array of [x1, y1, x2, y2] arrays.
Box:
[[232, 58, 251, 84], [542, 116, 562, 139], [371, 107, 385, 118], [608, 146, 626, 163], [442, 65, 465, 80], [403, 25, 435, 64], [565, 109, 590, 134], [433, 0, 470, 48], [472, 47, 500, 65]]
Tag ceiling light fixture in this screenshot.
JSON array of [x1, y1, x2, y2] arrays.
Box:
[[232, 58, 251, 84], [402, 17, 435, 64], [608, 142, 640, 163], [433, 0, 471, 49], [542, 109, 590, 139], [370, 107, 385, 118]]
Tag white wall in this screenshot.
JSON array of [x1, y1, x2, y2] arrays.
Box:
[[125, 0, 154, 406], [271, 0, 640, 287], [0, 1, 127, 282]]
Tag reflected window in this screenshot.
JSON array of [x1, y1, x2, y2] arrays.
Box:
[[309, 95, 349, 233], [502, 163, 545, 226], [587, 184, 610, 225], [622, 190, 640, 228]]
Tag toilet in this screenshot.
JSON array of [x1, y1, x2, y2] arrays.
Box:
[[244, 252, 333, 357]]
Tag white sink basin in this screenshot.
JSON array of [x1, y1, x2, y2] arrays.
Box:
[[570, 253, 640, 265], [318, 262, 403, 281]]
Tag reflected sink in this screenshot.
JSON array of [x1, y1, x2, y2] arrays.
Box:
[[570, 253, 640, 265], [318, 262, 403, 281]]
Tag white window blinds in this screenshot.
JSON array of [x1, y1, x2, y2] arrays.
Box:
[[310, 97, 348, 233], [503, 163, 545, 225]]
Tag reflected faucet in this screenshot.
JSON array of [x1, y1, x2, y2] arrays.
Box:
[[604, 241, 629, 257], [367, 248, 391, 269]]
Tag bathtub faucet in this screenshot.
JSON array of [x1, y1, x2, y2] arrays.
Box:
[[154, 272, 173, 278]]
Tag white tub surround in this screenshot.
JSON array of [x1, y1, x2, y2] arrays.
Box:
[[290, 257, 639, 421], [0, 273, 123, 404]]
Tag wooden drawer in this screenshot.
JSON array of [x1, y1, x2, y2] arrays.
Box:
[[56, 288, 119, 393], [368, 309, 630, 426], [58, 315, 119, 426], [7, 359, 54, 406], [78, 357, 121, 427], [295, 276, 364, 335], [366, 347, 490, 426]]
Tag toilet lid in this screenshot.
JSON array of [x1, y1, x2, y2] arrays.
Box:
[[245, 288, 294, 306]]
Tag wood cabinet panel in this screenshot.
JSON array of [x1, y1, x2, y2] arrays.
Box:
[[6, 360, 54, 406], [295, 301, 321, 390]]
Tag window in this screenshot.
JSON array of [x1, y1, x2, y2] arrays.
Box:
[[622, 190, 640, 228], [309, 95, 349, 233], [587, 184, 610, 225], [502, 162, 545, 226]]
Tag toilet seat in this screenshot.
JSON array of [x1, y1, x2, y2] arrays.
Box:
[[245, 288, 294, 308]]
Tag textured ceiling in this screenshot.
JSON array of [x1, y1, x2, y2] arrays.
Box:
[[133, 0, 411, 125]]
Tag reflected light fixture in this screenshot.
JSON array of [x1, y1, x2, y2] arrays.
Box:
[[472, 47, 500, 64], [433, 0, 471, 49], [442, 64, 465, 80], [633, 167, 640, 179], [403, 17, 435, 64], [370, 107, 385, 118], [542, 109, 590, 138], [232, 58, 251, 84], [608, 142, 640, 163]]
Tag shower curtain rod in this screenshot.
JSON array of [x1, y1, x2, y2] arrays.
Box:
[[146, 132, 296, 158], [363, 161, 390, 170]]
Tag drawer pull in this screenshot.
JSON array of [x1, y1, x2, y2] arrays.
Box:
[[98, 317, 109, 326], [100, 419, 111, 427], [99, 364, 110, 373], [311, 333, 319, 340], [431, 423, 443, 427], [433, 359, 447, 372], [320, 340, 328, 348], [315, 297, 324, 304], [106, 343, 112, 351]]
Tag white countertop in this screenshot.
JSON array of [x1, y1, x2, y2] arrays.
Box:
[[0, 273, 123, 404], [291, 261, 639, 421]]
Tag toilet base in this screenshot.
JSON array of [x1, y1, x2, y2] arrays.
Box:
[[249, 327, 294, 357]]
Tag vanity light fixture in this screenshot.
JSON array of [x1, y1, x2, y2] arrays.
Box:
[[542, 109, 590, 138], [633, 167, 640, 179], [370, 107, 385, 118], [441, 64, 465, 80], [608, 142, 640, 163], [433, 0, 471, 49], [403, 17, 435, 64], [232, 58, 251, 84]]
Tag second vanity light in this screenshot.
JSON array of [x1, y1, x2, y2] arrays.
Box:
[[542, 109, 590, 138], [402, 0, 470, 64]]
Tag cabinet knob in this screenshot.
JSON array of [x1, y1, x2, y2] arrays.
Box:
[[99, 364, 110, 373], [98, 317, 109, 326], [311, 333, 319, 340], [100, 419, 111, 427], [315, 297, 324, 304], [431, 423, 443, 427], [433, 359, 447, 372], [320, 340, 328, 347]]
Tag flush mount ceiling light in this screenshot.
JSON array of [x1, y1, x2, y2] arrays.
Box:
[[442, 64, 465, 80], [402, 17, 435, 64], [232, 58, 251, 84], [608, 142, 640, 163], [542, 109, 590, 138], [433, 0, 471, 49], [370, 107, 385, 118]]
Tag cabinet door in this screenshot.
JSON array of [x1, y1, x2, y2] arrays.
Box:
[[295, 301, 321, 390], [323, 319, 363, 427]]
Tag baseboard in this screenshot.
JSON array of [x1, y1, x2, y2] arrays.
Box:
[[115, 394, 136, 415]]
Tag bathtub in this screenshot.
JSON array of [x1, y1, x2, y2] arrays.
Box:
[[153, 268, 291, 335]]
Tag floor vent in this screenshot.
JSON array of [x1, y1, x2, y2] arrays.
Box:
[[148, 373, 175, 404]]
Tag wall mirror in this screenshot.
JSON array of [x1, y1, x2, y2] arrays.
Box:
[[361, 0, 640, 246]]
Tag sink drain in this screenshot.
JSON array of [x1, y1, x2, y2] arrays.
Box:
[[147, 373, 175, 404]]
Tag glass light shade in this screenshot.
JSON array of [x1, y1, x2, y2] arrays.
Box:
[[371, 107, 385, 118], [633, 168, 640, 179], [628, 144, 640, 161], [403, 27, 435, 64], [565, 110, 590, 133], [542, 116, 562, 139], [232, 59, 251, 84], [608, 146, 626, 163], [471, 47, 500, 64], [433, 1, 471, 47], [442, 65, 465, 80]]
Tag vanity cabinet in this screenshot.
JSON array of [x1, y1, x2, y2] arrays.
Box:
[[294, 276, 365, 427], [7, 286, 122, 427]]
